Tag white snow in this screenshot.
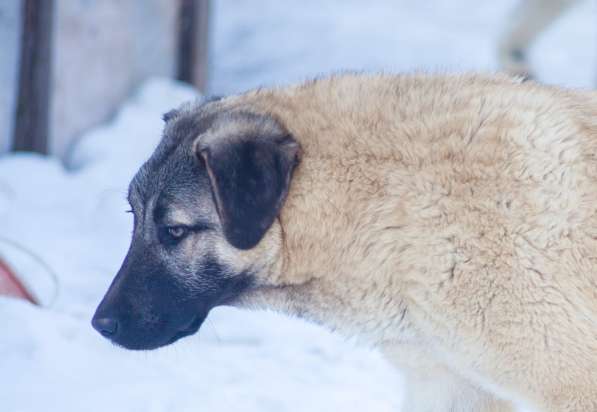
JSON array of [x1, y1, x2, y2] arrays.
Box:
[[211, 0, 595, 94], [1, 1, 595, 411]]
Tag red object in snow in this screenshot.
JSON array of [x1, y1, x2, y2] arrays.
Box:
[[0, 258, 37, 304]]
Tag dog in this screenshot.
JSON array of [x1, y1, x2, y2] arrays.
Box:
[[93, 73, 597, 411]]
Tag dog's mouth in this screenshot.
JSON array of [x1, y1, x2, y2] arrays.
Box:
[[93, 271, 254, 351]]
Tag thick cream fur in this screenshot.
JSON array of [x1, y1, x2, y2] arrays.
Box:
[[219, 73, 597, 412]]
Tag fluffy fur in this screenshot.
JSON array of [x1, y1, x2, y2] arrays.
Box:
[[216, 73, 597, 411]]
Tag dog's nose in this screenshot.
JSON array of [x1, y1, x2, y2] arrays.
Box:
[[92, 316, 119, 337]]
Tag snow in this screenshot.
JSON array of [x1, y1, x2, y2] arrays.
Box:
[[1, 1, 595, 411], [211, 0, 595, 95]]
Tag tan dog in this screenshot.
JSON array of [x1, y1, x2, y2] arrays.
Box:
[[93, 73, 597, 412]]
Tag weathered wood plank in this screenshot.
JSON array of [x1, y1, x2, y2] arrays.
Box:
[[12, 0, 54, 154], [177, 0, 210, 93]]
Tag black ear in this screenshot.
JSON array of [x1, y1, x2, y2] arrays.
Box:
[[198, 133, 300, 250]]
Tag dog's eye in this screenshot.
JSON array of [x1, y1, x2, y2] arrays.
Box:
[[167, 226, 188, 239]]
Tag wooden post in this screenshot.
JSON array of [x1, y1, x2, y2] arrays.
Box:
[[12, 0, 54, 154], [177, 0, 210, 93]]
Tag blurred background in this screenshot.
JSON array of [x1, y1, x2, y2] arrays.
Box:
[[0, 1, 595, 411]]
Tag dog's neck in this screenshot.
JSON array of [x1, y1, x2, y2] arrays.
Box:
[[232, 75, 439, 342], [238, 152, 414, 344]]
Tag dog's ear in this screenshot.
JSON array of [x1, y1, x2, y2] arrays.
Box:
[[196, 130, 300, 250]]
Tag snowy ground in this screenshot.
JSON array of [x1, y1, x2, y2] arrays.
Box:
[[1, 1, 595, 411]]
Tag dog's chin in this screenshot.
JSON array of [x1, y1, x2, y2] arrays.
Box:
[[111, 314, 207, 351], [165, 314, 205, 345]]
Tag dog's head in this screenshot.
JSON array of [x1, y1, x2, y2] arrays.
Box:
[[92, 99, 300, 350]]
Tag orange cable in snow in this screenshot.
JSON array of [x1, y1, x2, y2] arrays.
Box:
[[0, 236, 59, 307]]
